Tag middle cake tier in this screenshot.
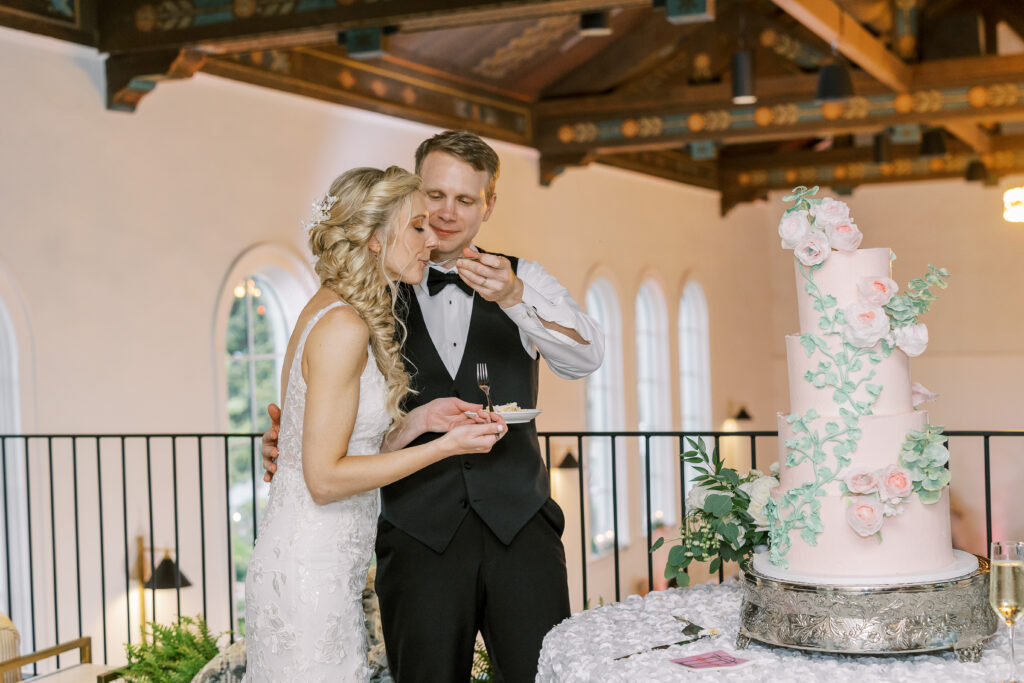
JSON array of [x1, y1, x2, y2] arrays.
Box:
[[784, 335, 913, 416]]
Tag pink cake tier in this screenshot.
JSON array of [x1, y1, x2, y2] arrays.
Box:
[[767, 246, 974, 584]]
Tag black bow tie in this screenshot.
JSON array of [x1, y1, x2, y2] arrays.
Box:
[[427, 269, 474, 296]]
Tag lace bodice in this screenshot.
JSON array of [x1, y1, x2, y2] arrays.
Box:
[[243, 301, 390, 682], [261, 301, 391, 525]]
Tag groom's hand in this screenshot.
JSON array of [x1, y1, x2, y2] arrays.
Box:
[[457, 248, 523, 309], [261, 403, 282, 483]]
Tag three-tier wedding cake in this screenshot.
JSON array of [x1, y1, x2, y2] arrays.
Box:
[[752, 187, 976, 585]]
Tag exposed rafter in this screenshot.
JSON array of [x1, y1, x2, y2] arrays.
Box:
[[770, 0, 912, 91]]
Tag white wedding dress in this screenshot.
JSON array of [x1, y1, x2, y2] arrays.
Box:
[[243, 302, 390, 682]]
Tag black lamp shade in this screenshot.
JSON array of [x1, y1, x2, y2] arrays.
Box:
[[966, 160, 988, 182], [920, 128, 947, 157], [873, 132, 892, 164], [579, 11, 612, 36], [557, 452, 579, 469], [731, 50, 756, 105], [815, 62, 854, 101], [732, 406, 753, 421], [145, 557, 191, 590]]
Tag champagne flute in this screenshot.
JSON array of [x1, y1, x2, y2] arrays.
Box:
[[990, 540, 1024, 683]]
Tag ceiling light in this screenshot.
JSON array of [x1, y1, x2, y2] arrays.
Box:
[[731, 50, 756, 105], [1003, 187, 1024, 223], [579, 11, 612, 37]]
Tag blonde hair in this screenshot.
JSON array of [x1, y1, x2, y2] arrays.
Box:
[[307, 166, 420, 423]]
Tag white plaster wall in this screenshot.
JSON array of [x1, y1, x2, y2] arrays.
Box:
[[2, 20, 1022, 668]]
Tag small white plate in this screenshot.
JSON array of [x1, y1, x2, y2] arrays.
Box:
[[465, 409, 542, 424]]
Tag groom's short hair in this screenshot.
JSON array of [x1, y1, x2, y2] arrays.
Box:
[[415, 130, 500, 199]]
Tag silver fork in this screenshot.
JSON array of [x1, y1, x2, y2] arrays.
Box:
[[476, 362, 493, 415], [434, 256, 480, 268]]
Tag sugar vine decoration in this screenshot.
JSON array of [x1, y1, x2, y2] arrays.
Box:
[[765, 187, 950, 567]]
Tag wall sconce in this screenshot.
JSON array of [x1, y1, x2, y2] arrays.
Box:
[[1004, 187, 1024, 223], [136, 535, 191, 643], [557, 451, 579, 469], [732, 405, 753, 421]]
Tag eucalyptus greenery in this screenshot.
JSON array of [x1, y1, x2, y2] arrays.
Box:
[[898, 423, 952, 504], [651, 438, 770, 587], [121, 615, 224, 683]]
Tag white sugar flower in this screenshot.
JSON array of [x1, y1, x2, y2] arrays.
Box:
[[857, 276, 899, 306], [810, 196, 852, 230], [779, 210, 812, 249], [893, 323, 929, 357], [842, 303, 890, 348], [794, 231, 831, 266]]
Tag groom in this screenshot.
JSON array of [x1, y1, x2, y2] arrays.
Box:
[[263, 130, 603, 682]]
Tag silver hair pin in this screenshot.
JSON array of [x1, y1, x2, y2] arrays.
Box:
[[302, 193, 340, 231]]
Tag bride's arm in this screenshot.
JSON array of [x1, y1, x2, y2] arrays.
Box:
[[381, 397, 498, 452], [301, 308, 503, 505]]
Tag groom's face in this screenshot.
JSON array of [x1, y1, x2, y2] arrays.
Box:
[[419, 151, 496, 262]]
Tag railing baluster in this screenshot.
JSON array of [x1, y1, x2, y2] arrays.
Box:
[[544, 435, 551, 473], [984, 435, 993, 551], [25, 436, 36, 676], [576, 434, 586, 611], [172, 437, 182, 620], [198, 437, 208, 624], [146, 436, 156, 633], [224, 435, 235, 642], [750, 434, 757, 471], [47, 436, 59, 666], [120, 437, 130, 647], [1, 438, 10, 621], [72, 438, 83, 641], [713, 434, 723, 583], [643, 435, 652, 593], [95, 437, 107, 664], [610, 435, 620, 603], [250, 436, 258, 544]]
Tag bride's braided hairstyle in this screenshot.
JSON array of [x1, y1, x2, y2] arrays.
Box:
[[307, 166, 419, 423]]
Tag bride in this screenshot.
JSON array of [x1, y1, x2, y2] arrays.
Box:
[[242, 166, 505, 681]]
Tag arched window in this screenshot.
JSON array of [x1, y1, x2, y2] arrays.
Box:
[[678, 281, 712, 494], [635, 281, 675, 532], [0, 295, 30, 649], [584, 279, 629, 554], [217, 245, 315, 634], [225, 273, 291, 633]]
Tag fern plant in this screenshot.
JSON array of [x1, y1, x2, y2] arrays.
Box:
[[122, 615, 224, 683], [470, 640, 494, 683]]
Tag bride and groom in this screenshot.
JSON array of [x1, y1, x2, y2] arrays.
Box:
[[243, 131, 604, 682]]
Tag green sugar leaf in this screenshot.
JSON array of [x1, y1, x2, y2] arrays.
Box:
[[819, 316, 831, 330], [825, 421, 840, 435], [800, 334, 818, 357], [917, 489, 942, 505]]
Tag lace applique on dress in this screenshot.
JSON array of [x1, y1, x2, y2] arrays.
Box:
[[243, 301, 390, 682]]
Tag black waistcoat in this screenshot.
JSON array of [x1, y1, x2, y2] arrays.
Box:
[[381, 255, 550, 553]]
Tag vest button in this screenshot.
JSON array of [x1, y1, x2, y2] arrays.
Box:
[[459, 499, 468, 509], [463, 461, 473, 470]]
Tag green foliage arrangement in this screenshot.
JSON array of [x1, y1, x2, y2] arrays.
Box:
[[651, 438, 777, 587], [121, 615, 224, 683], [470, 641, 494, 683], [884, 265, 950, 328]]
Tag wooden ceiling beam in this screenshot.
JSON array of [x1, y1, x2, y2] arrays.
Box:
[[98, 0, 650, 54], [770, 0, 912, 92], [943, 121, 991, 154]]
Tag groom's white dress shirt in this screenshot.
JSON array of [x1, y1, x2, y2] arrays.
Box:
[[413, 249, 604, 381]]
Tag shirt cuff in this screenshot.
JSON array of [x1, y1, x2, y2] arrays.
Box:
[[517, 281, 578, 328]]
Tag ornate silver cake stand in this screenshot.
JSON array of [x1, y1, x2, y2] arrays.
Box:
[[737, 556, 998, 662]]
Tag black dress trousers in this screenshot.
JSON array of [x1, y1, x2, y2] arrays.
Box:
[[374, 498, 570, 683]]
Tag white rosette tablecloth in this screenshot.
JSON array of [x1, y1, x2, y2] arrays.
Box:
[[537, 582, 1012, 682]]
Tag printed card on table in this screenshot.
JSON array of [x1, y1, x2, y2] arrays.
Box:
[[670, 650, 755, 672]]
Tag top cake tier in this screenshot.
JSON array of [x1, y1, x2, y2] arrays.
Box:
[[795, 247, 892, 335]]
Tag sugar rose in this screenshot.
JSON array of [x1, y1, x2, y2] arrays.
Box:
[[826, 221, 863, 252], [810, 197, 852, 229], [878, 464, 914, 502], [893, 323, 928, 357], [846, 496, 885, 537], [844, 467, 879, 494], [857, 276, 899, 306], [779, 210, 812, 249], [795, 230, 831, 266], [842, 303, 890, 348]]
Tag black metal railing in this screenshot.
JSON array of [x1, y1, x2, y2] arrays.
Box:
[[0, 429, 1020, 674]]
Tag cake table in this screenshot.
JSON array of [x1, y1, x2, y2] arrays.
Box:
[[536, 582, 1007, 682]]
